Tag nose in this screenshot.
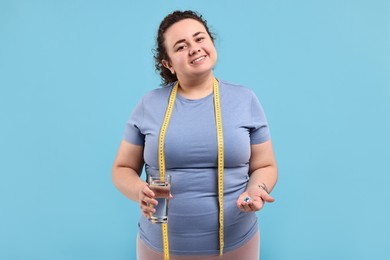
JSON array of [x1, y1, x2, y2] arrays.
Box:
[[189, 48, 200, 56]]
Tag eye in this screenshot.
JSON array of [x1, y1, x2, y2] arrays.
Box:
[[176, 45, 186, 51], [175, 44, 187, 52], [196, 37, 205, 42]]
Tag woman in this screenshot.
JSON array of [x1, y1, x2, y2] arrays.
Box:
[[112, 10, 278, 260]]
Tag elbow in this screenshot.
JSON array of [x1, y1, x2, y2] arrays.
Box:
[[111, 164, 121, 188], [274, 165, 279, 182]]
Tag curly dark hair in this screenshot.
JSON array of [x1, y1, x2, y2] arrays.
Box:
[[153, 10, 215, 86]]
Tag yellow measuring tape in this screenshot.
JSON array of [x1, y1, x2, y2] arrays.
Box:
[[157, 78, 224, 259], [213, 78, 225, 256]]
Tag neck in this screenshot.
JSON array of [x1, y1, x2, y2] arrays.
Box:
[[177, 73, 214, 99]]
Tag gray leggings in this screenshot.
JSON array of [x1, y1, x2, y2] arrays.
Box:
[[137, 230, 260, 260]]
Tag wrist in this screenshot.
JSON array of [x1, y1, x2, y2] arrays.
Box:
[[258, 182, 269, 194]]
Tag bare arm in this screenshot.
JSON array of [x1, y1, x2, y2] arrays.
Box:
[[112, 140, 156, 218], [236, 139, 278, 212]]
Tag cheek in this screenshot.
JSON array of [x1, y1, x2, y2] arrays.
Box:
[[204, 43, 216, 55], [206, 45, 217, 61], [170, 55, 186, 69]]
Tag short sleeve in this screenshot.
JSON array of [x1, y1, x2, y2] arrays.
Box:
[[250, 92, 271, 144], [123, 98, 145, 146]]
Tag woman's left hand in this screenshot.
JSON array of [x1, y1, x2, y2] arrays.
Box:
[[236, 187, 275, 212]]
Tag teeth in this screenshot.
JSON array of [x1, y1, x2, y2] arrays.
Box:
[[192, 56, 205, 64]]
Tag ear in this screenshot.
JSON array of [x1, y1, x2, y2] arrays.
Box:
[[162, 59, 175, 74]]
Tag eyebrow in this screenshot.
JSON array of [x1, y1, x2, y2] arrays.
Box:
[[173, 32, 206, 48]]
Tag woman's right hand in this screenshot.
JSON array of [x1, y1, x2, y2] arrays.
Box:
[[138, 183, 157, 219]]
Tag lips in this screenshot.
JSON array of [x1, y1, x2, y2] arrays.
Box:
[[191, 55, 206, 64]]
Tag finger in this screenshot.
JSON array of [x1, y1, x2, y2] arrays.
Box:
[[138, 183, 155, 205], [237, 194, 253, 211], [143, 186, 155, 198], [236, 200, 247, 212], [250, 199, 264, 211], [244, 197, 257, 211], [261, 193, 275, 203], [142, 209, 154, 219], [236, 200, 244, 211], [246, 200, 256, 211], [242, 201, 253, 212], [141, 203, 156, 215], [141, 195, 158, 206]]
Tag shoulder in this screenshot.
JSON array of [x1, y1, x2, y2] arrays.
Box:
[[218, 79, 256, 100], [140, 83, 175, 103]]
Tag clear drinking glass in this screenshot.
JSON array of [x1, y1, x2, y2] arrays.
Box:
[[148, 174, 171, 223]]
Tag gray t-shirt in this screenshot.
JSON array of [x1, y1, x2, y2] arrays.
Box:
[[124, 80, 270, 255]]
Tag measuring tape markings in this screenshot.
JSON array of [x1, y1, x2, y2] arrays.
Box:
[[213, 79, 225, 255], [157, 78, 224, 260], [158, 83, 177, 260]]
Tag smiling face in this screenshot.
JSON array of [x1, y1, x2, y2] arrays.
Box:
[[162, 19, 217, 83]]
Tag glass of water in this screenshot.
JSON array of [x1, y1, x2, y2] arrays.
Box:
[[148, 174, 171, 224]]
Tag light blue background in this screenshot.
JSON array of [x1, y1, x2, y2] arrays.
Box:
[[1, 0, 389, 259]]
